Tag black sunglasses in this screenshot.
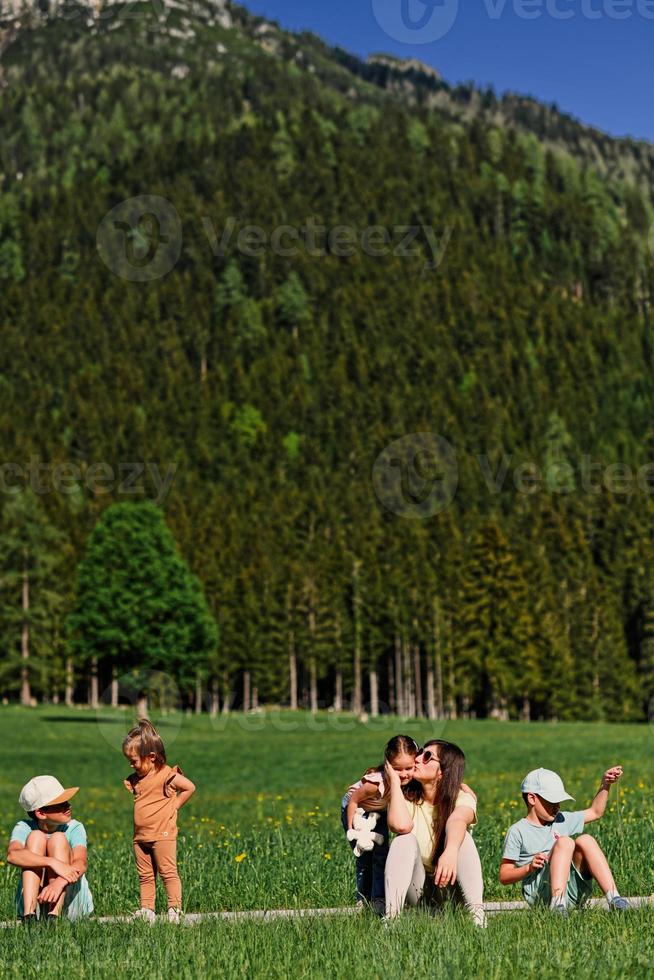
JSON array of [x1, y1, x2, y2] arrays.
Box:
[[42, 800, 72, 814]]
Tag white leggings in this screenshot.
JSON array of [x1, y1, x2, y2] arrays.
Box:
[[384, 832, 484, 918]]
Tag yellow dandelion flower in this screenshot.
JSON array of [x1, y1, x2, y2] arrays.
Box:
[[324, 853, 332, 860], [235, 853, 246, 863]]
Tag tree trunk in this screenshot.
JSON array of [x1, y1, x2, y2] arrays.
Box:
[[426, 661, 436, 720], [287, 585, 298, 709], [413, 642, 423, 717], [388, 654, 395, 715], [136, 692, 148, 717], [333, 612, 343, 712], [111, 666, 119, 708], [446, 614, 457, 719], [404, 635, 415, 717], [210, 678, 219, 717], [252, 686, 259, 710], [289, 637, 298, 710], [89, 656, 99, 709], [221, 672, 231, 714], [309, 661, 318, 714], [433, 596, 444, 718], [20, 555, 30, 706], [394, 632, 403, 716], [369, 669, 379, 716], [243, 670, 251, 712], [195, 674, 202, 715], [521, 696, 531, 722], [334, 668, 343, 712], [65, 657, 74, 707], [352, 560, 362, 715]]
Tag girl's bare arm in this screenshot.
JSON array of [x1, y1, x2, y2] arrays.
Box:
[[345, 782, 380, 829], [170, 772, 196, 810]]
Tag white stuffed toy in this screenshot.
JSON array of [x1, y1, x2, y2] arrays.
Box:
[[346, 808, 385, 857]]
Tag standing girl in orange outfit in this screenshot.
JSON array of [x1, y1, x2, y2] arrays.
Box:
[[122, 719, 196, 923]]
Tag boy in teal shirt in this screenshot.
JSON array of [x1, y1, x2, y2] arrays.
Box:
[[499, 766, 630, 916], [7, 775, 94, 923]]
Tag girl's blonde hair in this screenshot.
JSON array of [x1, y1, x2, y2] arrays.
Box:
[[122, 719, 166, 768]]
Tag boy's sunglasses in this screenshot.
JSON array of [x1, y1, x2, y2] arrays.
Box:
[[416, 748, 439, 765], [42, 800, 72, 814]]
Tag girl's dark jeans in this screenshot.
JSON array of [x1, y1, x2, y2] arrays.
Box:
[[341, 800, 389, 904]]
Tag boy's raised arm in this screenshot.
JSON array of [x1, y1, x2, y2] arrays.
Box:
[[583, 766, 623, 824]]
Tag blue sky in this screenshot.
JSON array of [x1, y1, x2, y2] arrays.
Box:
[[241, 0, 653, 143]]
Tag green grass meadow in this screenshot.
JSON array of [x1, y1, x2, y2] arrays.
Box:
[[1, 707, 653, 978]]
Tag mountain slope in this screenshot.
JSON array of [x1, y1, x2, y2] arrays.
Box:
[[0, 1, 653, 721]]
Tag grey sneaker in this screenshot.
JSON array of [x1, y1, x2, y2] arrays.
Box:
[[131, 908, 156, 925], [167, 907, 182, 924], [550, 903, 569, 919], [608, 896, 631, 912]]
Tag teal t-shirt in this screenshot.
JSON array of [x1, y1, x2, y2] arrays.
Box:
[[9, 817, 93, 920], [503, 811, 588, 906], [502, 811, 585, 868], [10, 818, 88, 850]]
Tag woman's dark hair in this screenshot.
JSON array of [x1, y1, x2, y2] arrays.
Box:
[[122, 719, 166, 768], [404, 739, 467, 864]]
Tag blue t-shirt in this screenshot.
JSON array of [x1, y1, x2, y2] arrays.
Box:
[[502, 811, 585, 867], [10, 818, 88, 850]]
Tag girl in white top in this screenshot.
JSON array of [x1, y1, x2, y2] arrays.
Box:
[[385, 738, 485, 926], [341, 735, 419, 912]]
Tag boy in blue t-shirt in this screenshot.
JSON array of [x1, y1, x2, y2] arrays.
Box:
[[6, 775, 93, 924], [499, 766, 630, 917]]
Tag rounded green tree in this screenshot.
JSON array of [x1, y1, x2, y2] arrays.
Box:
[[67, 502, 218, 706]]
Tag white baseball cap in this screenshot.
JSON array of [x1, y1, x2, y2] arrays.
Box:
[[521, 768, 574, 804], [18, 776, 79, 814]]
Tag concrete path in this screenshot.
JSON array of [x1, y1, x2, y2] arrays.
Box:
[[2, 896, 653, 928]]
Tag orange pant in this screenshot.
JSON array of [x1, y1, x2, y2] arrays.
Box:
[[133, 840, 181, 910]]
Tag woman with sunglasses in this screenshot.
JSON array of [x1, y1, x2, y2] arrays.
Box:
[[384, 740, 485, 926], [7, 775, 93, 923]]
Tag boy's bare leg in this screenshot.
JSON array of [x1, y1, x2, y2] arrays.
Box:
[[44, 832, 73, 916], [22, 831, 47, 915], [573, 834, 615, 894], [548, 836, 575, 898]]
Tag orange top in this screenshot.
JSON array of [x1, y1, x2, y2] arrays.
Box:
[[126, 764, 180, 842]]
